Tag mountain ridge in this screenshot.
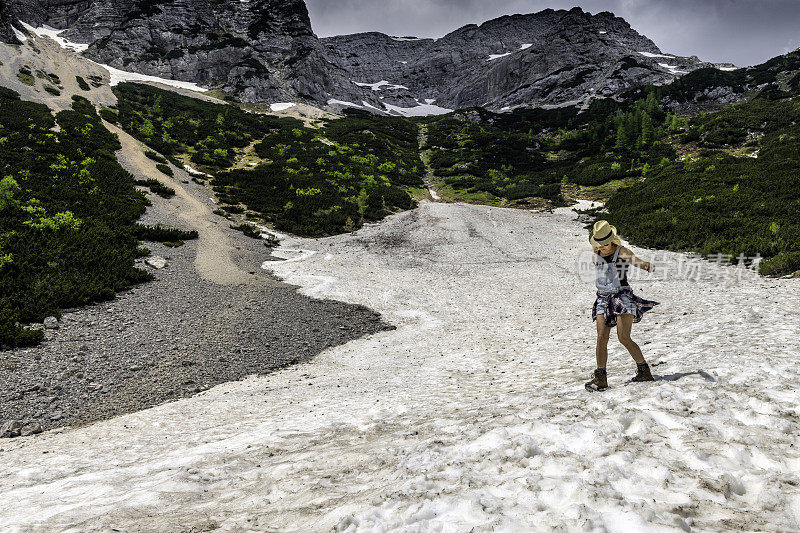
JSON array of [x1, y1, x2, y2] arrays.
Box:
[[1, 1, 737, 112]]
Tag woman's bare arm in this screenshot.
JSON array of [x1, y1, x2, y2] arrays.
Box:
[[618, 246, 653, 272]]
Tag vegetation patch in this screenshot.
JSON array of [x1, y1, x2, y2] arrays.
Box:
[[231, 223, 262, 239], [76, 76, 91, 91], [114, 84, 423, 236], [145, 150, 168, 164], [135, 178, 175, 198], [16, 67, 34, 86], [155, 163, 173, 176], [0, 90, 152, 348], [133, 223, 198, 243]]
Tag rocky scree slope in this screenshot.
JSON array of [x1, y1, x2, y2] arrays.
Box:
[[322, 7, 731, 111]]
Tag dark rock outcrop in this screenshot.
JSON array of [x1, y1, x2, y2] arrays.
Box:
[[323, 8, 726, 111], [3, 0, 374, 105], [0, 0, 22, 44]]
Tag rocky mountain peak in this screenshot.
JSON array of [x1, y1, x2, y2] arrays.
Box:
[[1, 1, 732, 113]]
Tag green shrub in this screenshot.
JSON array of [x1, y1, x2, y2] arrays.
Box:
[[134, 223, 198, 242], [155, 163, 173, 176], [99, 108, 119, 123], [231, 223, 262, 239], [0, 90, 153, 348], [135, 179, 175, 198], [145, 150, 168, 164], [759, 252, 800, 277], [76, 76, 91, 91]]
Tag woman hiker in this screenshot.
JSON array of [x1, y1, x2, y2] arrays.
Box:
[[586, 220, 660, 391]]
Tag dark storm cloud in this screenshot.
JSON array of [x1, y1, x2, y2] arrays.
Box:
[[305, 0, 800, 66]]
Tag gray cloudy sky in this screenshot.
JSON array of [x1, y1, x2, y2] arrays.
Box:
[[305, 0, 800, 67]]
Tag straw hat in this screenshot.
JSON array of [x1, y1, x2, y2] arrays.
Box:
[[589, 220, 619, 248]]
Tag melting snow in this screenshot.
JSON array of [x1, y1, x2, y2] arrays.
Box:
[[638, 51, 675, 59], [88, 62, 208, 91], [184, 165, 210, 177], [717, 66, 738, 72], [361, 101, 383, 111], [519, 43, 533, 50], [391, 36, 423, 42], [353, 80, 409, 91], [19, 22, 88, 53], [488, 52, 512, 61], [327, 99, 362, 108], [599, 30, 608, 35], [659, 63, 689, 75], [383, 101, 453, 117], [424, 98, 436, 105], [2, 201, 799, 531], [269, 103, 296, 112], [11, 25, 27, 42]]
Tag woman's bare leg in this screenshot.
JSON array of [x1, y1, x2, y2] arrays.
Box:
[[595, 316, 611, 368], [616, 313, 645, 364]]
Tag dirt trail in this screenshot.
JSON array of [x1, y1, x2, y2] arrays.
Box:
[[416, 124, 441, 201], [108, 123, 252, 286]]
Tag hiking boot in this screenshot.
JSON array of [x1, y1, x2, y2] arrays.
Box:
[[585, 368, 608, 392], [632, 362, 654, 382]]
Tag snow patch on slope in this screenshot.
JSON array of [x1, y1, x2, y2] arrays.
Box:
[[0, 202, 798, 531], [383, 100, 453, 117], [90, 62, 208, 92], [269, 102, 296, 112], [19, 22, 88, 53], [353, 80, 409, 91], [638, 51, 675, 59], [658, 63, 689, 75], [11, 25, 27, 42]]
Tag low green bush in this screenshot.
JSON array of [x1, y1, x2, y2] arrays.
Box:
[[76, 76, 91, 91], [134, 223, 198, 242], [759, 252, 800, 277], [231, 223, 262, 239], [145, 150, 168, 164], [135, 179, 175, 198], [155, 163, 173, 176]]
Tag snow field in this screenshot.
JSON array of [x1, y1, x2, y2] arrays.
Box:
[[0, 201, 798, 531]]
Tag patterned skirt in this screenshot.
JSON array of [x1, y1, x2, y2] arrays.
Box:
[[591, 286, 660, 328]]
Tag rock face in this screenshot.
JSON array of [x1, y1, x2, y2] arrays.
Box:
[[3, 0, 373, 105], [2, 2, 734, 111], [0, 0, 21, 44], [322, 8, 724, 111]]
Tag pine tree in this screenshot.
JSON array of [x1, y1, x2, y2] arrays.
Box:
[[640, 113, 655, 146]]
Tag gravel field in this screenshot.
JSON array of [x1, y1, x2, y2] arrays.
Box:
[[0, 127, 391, 437]]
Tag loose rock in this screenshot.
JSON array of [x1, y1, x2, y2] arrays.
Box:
[[0, 420, 23, 438], [20, 423, 43, 436], [145, 256, 168, 270]]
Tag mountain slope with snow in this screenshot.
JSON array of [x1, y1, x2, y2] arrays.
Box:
[[1, 1, 737, 113], [323, 7, 732, 111]]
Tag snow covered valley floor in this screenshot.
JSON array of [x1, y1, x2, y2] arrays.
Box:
[[2, 201, 799, 532]]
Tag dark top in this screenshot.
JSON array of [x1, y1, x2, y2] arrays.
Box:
[[597, 250, 630, 287]]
